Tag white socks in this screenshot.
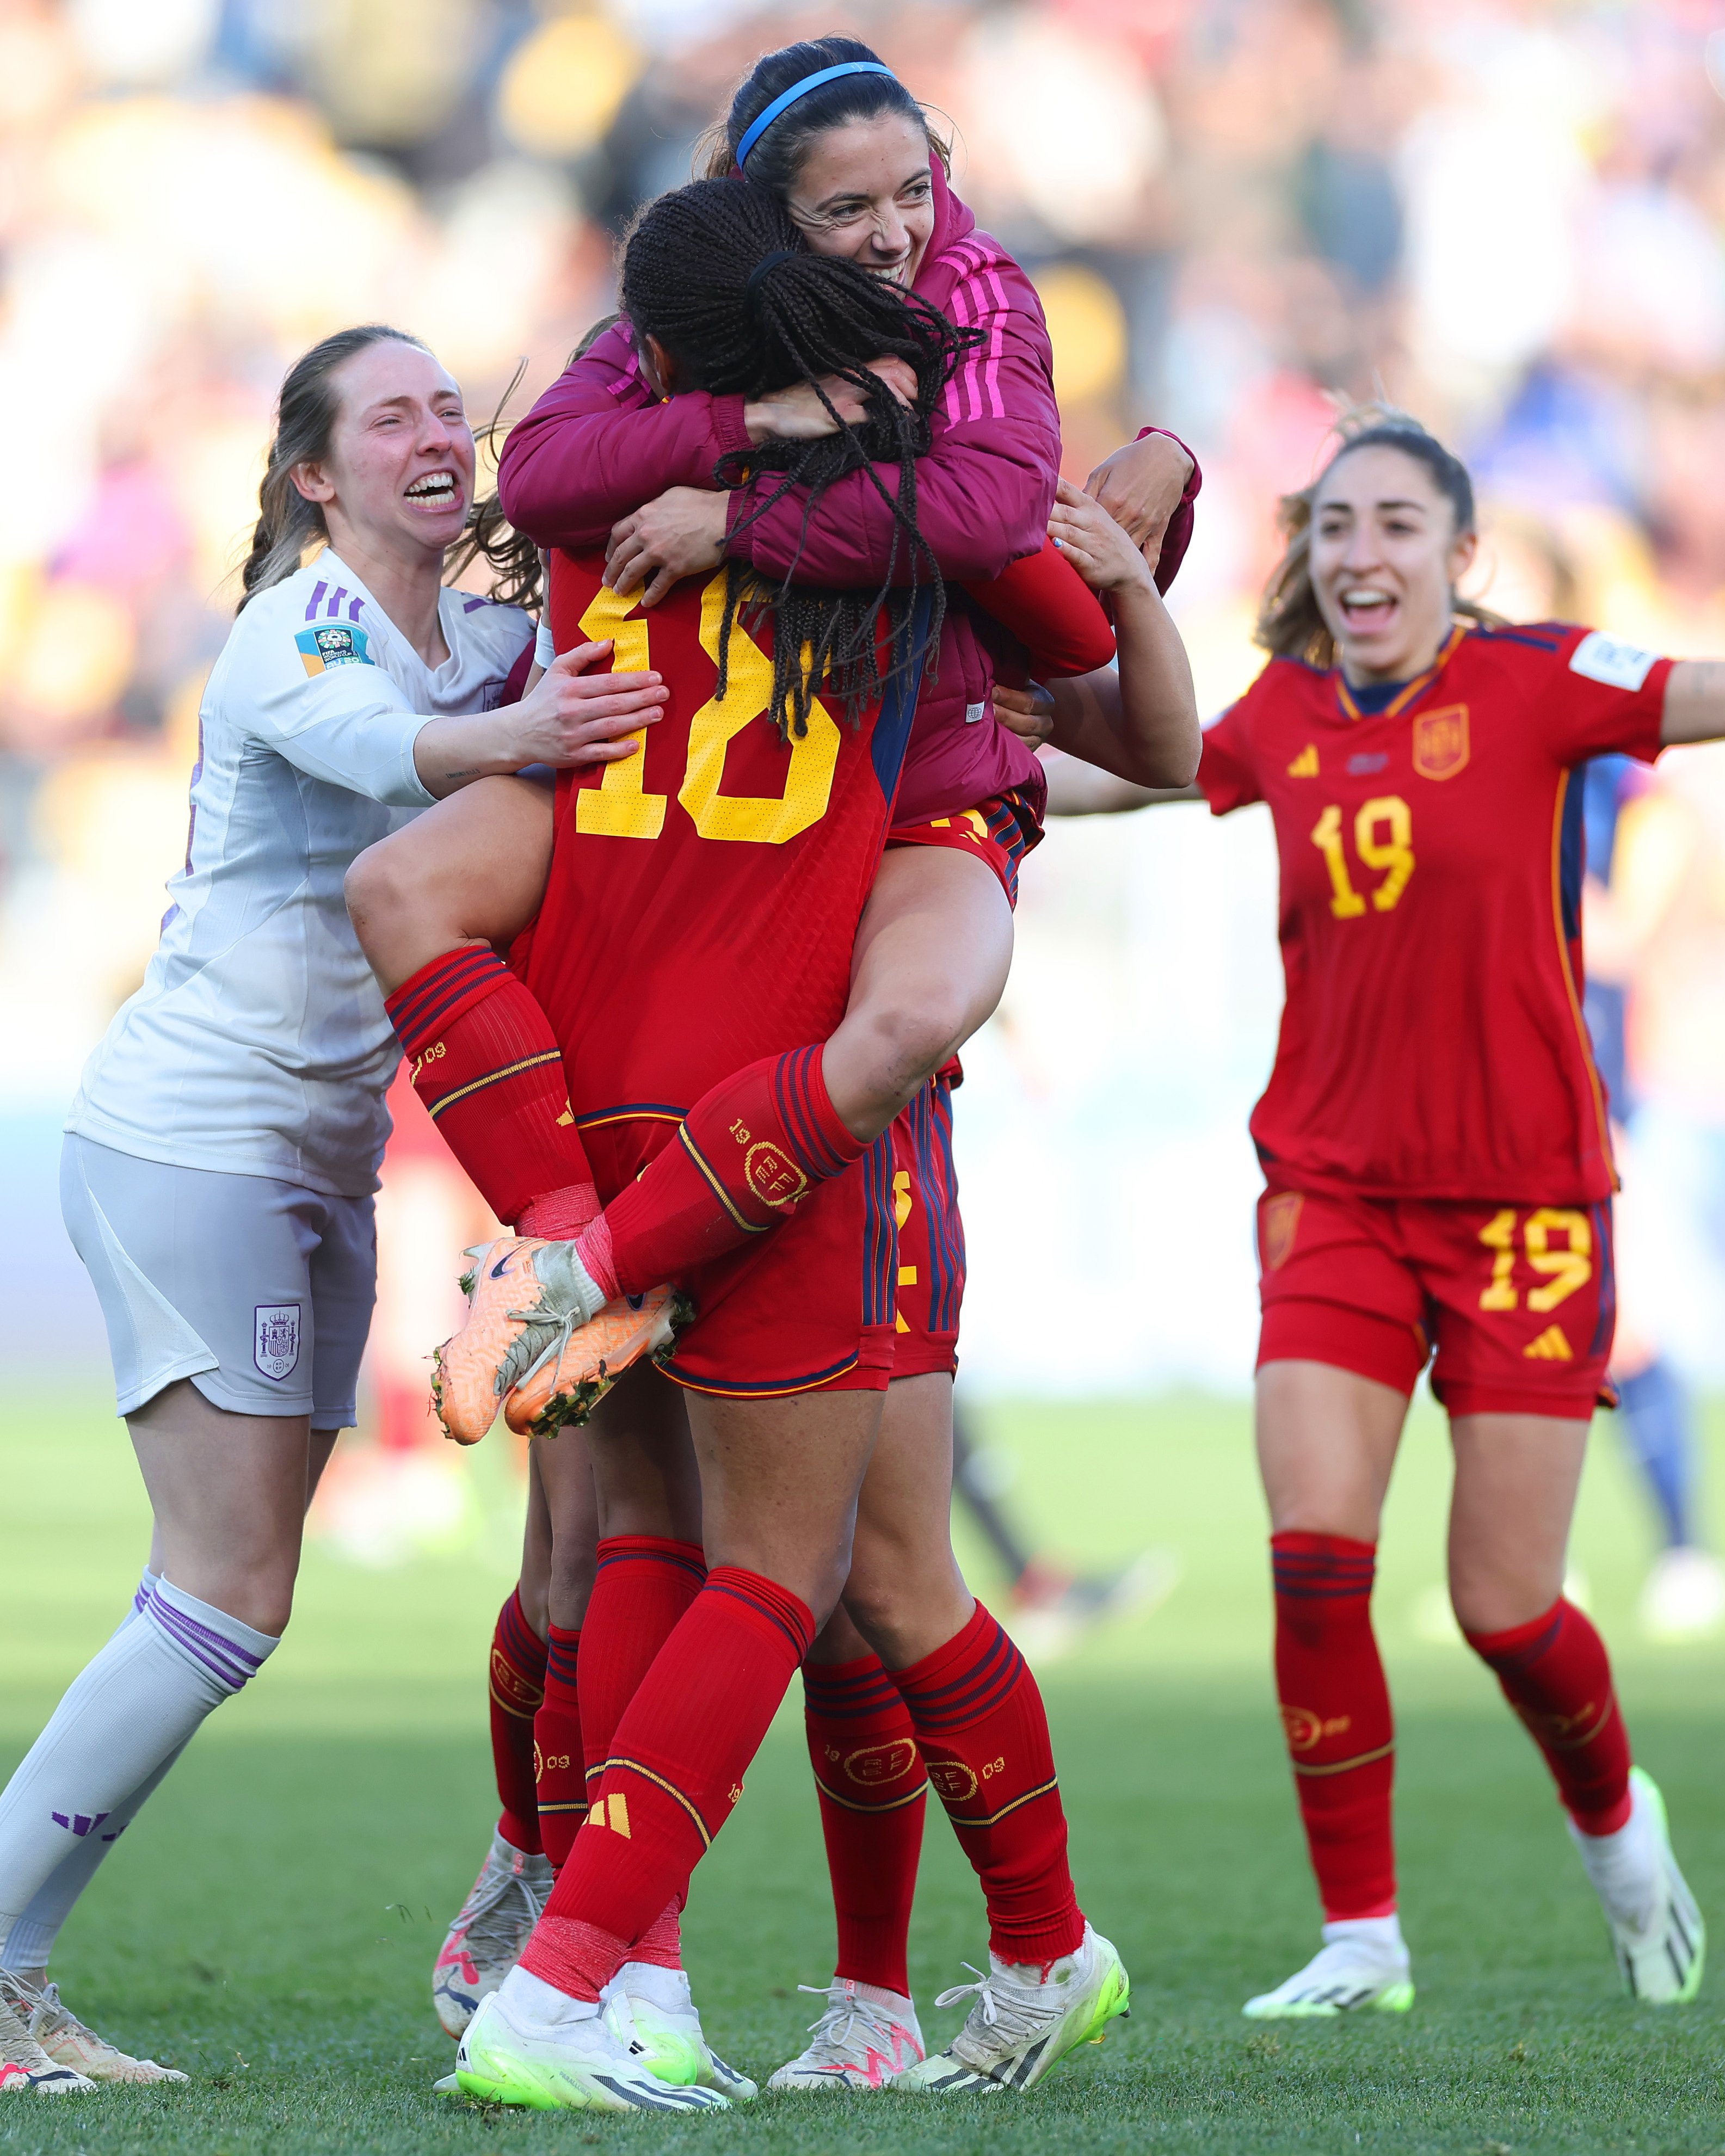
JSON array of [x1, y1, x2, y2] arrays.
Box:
[[0, 1573, 278, 1966], [498, 1964, 600, 2029], [1570, 1787, 1659, 1931]]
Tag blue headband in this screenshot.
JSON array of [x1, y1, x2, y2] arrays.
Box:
[[735, 61, 900, 167]]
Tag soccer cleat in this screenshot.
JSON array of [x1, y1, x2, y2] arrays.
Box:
[[891, 1924, 1128, 2094], [767, 1978, 924, 2091], [602, 1967, 757, 2100], [433, 1830, 556, 2039], [0, 1972, 184, 2084], [0, 1990, 94, 2093], [1570, 1767, 1704, 2004], [1243, 1920, 1414, 2018], [432, 1237, 609, 1444], [502, 1287, 686, 1438], [454, 1986, 729, 2112]]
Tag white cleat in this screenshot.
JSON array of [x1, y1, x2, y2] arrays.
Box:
[[432, 1831, 555, 2039], [602, 1964, 756, 2100], [891, 1924, 1129, 2093], [0, 1990, 94, 2094], [1639, 1548, 1725, 1643], [0, 1973, 184, 2084], [1570, 1767, 1704, 2004], [767, 1978, 923, 2091], [1243, 1917, 1414, 2018], [454, 1973, 729, 2112]]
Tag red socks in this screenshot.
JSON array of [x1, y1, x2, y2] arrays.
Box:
[[534, 1625, 584, 1867], [1271, 1532, 1396, 1919], [894, 1603, 1083, 1967], [521, 1567, 816, 2000], [488, 1589, 546, 1857], [578, 1538, 709, 1788], [803, 1654, 927, 1997], [1464, 1598, 1634, 1834], [384, 946, 597, 1236], [590, 1046, 866, 1299]]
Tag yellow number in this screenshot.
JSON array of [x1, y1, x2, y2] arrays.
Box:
[[1478, 1210, 1519, 1310], [574, 584, 668, 840], [681, 575, 840, 843], [1356, 794, 1415, 911], [1524, 1208, 1592, 1311], [1311, 804, 1366, 918]]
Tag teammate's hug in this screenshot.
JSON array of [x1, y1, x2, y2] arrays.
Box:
[[2, 26, 1721, 2116]]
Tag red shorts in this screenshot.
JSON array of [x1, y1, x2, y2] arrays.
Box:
[[887, 785, 1043, 909], [1255, 1181, 1617, 1419], [579, 1115, 897, 1399], [890, 1067, 965, 1378]]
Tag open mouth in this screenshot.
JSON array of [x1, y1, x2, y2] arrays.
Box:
[[1339, 586, 1397, 632], [405, 471, 460, 507]]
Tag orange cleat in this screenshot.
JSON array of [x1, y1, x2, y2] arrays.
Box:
[[432, 1237, 609, 1445], [503, 1287, 688, 1437]]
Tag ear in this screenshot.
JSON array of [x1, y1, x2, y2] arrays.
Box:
[[1448, 526, 1478, 586], [640, 334, 684, 399], [291, 460, 335, 507]]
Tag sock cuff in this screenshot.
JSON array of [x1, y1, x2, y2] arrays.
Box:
[[146, 1578, 279, 1695], [802, 1652, 901, 1719], [385, 945, 513, 1058], [132, 1567, 160, 1617], [545, 1625, 581, 1690], [519, 1182, 601, 1240], [574, 1213, 619, 1303], [517, 1913, 631, 2004], [595, 1536, 707, 1586], [496, 1588, 549, 1678], [892, 1601, 1027, 1733], [1271, 1531, 1378, 1599], [773, 1045, 867, 1177], [1463, 1597, 1569, 1664], [703, 1566, 817, 1662]]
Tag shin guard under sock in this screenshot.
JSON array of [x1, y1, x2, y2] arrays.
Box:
[[587, 1046, 866, 1298], [1271, 1532, 1396, 1919], [533, 1625, 583, 1867], [385, 947, 597, 1235], [488, 1589, 546, 1857], [893, 1603, 1083, 1966], [521, 1568, 815, 1999], [803, 1654, 927, 1996], [1464, 1598, 1633, 1834]]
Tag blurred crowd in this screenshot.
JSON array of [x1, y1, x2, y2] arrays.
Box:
[[4, 0, 1725, 1529]]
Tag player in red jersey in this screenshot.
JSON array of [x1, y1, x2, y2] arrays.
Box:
[[1003, 406, 1725, 2018]]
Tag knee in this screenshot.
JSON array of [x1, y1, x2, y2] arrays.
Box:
[[343, 839, 430, 960]]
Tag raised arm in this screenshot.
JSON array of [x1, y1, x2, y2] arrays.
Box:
[[1661, 660, 1725, 747]]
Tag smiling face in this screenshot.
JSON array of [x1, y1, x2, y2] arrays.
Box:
[[1309, 443, 1478, 683], [783, 113, 935, 286], [291, 338, 475, 568]]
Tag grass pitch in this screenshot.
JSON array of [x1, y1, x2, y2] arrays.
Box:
[[2, 1388, 1723, 2154]]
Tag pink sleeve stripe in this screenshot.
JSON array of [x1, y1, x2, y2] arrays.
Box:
[[942, 263, 1008, 423]]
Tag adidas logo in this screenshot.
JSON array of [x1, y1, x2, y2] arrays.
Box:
[[589, 1791, 631, 1837], [1523, 1325, 1572, 1361], [1287, 744, 1319, 777]]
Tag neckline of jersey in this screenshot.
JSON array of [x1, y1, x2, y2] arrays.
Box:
[[317, 547, 465, 682], [1332, 623, 1466, 724]]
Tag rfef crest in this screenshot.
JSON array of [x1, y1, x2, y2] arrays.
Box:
[[1261, 1192, 1303, 1272], [1412, 703, 1469, 780], [254, 1303, 301, 1382]]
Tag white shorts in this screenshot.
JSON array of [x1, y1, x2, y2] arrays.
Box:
[[61, 1136, 376, 1428]]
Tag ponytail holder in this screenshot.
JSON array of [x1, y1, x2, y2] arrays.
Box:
[[746, 249, 798, 303], [735, 61, 898, 167]]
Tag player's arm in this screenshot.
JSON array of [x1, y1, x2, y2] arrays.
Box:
[[1660, 660, 1725, 747]]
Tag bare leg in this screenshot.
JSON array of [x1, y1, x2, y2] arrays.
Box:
[[840, 1373, 974, 1667], [1255, 1360, 1408, 1538], [1447, 1413, 1589, 1632]]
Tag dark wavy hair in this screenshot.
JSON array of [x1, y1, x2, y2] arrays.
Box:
[[694, 35, 950, 200], [619, 178, 979, 737]]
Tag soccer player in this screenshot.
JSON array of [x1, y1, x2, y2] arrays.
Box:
[[0, 327, 663, 2095], [1004, 406, 1725, 2016]]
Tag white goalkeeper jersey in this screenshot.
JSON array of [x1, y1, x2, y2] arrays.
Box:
[[67, 552, 533, 1197]]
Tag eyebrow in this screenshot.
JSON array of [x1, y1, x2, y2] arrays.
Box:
[[808, 170, 931, 212], [1318, 497, 1429, 515]]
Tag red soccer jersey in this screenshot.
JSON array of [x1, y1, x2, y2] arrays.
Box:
[[1198, 623, 1672, 1204]]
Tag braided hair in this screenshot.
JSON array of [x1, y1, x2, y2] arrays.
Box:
[[619, 178, 980, 738]]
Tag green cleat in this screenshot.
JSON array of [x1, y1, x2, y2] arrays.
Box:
[[1243, 1921, 1414, 2018], [890, 1924, 1129, 2094], [453, 1987, 729, 2113], [603, 1968, 757, 2100], [1571, 1767, 1704, 2005]]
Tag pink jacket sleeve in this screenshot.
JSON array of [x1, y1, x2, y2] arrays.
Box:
[[497, 320, 755, 549], [724, 247, 1059, 588]]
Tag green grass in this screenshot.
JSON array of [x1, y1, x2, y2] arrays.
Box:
[[3, 1389, 1724, 2152]]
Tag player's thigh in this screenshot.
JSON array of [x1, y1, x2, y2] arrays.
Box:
[[582, 1363, 700, 1545], [843, 1371, 973, 1665], [685, 1385, 884, 1621], [1446, 1411, 1590, 1634], [530, 1419, 601, 1626], [306, 1188, 376, 1438], [1255, 1362, 1408, 1541], [344, 773, 555, 990], [839, 845, 1014, 1068], [518, 1445, 555, 1634]]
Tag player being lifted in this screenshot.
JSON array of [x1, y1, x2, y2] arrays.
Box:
[[1002, 408, 1725, 2016]]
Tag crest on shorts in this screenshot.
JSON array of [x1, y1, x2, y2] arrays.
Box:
[[1261, 1192, 1303, 1272], [1412, 704, 1469, 780], [254, 1303, 301, 1382]]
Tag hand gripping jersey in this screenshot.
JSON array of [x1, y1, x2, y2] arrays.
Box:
[[515, 552, 928, 1393], [67, 556, 533, 1197], [1199, 624, 1672, 1205]]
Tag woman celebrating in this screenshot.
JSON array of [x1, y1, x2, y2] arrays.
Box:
[[1010, 408, 1716, 2017], [0, 327, 664, 2093]]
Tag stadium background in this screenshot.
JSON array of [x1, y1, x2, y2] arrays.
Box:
[[3, 1, 1725, 2145]]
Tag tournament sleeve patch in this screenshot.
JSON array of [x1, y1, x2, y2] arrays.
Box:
[[295, 623, 374, 676], [1568, 630, 1659, 693]]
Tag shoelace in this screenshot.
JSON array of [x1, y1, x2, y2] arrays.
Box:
[[0, 1987, 61, 2073], [462, 1859, 547, 1958], [798, 1983, 898, 2060], [934, 1964, 1054, 2047]]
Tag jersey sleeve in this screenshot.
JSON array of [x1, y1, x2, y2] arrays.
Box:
[[1538, 627, 1672, 765], [960, 538, 1116, 678], [1195, 700, 1262, 815], [239, 608, 435, 807]]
